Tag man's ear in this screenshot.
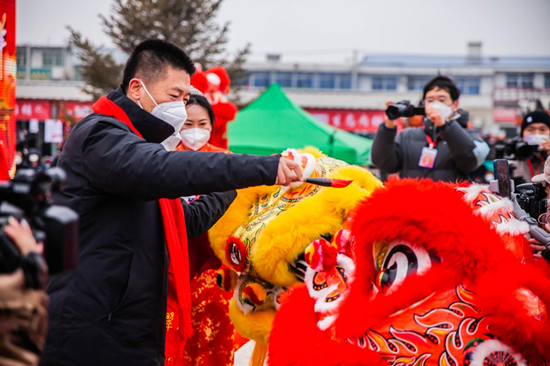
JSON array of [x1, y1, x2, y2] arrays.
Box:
[[452, 100, 460, 112], [127, 78, 142, 102]]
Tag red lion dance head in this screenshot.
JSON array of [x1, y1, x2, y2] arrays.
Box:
[[191, 65, 238, 149], [269, 179, 550, 366]]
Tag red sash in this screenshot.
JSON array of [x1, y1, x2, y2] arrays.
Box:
[[92, 96, 193, 355]]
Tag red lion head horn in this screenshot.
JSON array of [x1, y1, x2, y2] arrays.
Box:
[[190, 72, 209, 94], [206, 66, 231, 94]]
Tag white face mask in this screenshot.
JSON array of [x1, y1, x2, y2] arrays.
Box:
[[524, 134, 550, 146], [139, 81, 187, 151], [430, 101, 453, 121], [14, 155, 22, 165], [180, 128, 211, 151]]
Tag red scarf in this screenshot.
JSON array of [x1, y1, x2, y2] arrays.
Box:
[[92, 96, 193, 348]]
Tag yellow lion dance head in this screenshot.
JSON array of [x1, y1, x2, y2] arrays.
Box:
[[209, 148, 381, 357]]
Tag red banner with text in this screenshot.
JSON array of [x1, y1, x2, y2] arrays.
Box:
[[305, 108, 386, 133], [15, 99, 51, 120], [0, 0, 17, 177]]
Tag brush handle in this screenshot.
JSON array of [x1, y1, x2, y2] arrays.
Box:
[[305, 178, 335, 187]]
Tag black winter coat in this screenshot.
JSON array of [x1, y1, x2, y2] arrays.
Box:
[[41, 89, 278, 366], [372, 118, 488, 182]]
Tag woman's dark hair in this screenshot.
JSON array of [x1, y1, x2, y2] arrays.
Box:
[[422, 75, 461, 102], [186, 94, 216, 130]]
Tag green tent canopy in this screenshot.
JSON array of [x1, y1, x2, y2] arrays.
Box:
[[228, 84, 373, 165]]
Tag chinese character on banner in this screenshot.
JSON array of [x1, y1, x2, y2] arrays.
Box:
[[311, 113, 330, 124], [0, 0, 17, 178], [358, 114, 369, 128], [344, 113, 356, 129]]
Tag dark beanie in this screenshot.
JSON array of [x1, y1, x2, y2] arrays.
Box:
[[521, 110, 550, 136]]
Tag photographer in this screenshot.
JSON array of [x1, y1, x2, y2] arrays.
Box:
[[372, 75, 489, 182], [0, 218, 48, 366], [511, 111, 550, 185]]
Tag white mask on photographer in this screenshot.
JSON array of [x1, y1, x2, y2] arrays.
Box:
[[180, 128, 211, 151], [430, 101, 453, 120], [524, 134, 550, 146], [138, 81, 187, 151]]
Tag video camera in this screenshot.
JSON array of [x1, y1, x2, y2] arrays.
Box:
[[490, 159, 550, 262], [385, 100, 426, 120], [494, 137, 539, 161], [0, 168, 79, 275]]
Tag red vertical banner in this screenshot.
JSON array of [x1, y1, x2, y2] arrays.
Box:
[[0, 0, 16, 178]]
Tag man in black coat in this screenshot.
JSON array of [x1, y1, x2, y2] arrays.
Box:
[[371, 76, 489, 182], [41, 39, 302, 366]]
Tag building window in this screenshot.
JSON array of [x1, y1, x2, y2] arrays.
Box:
[[545, 73, 550, 88], [42, 49, 64, 67], [407, 76, 431, 91], [319, 73, 336, 89], [372, 76, 397, 91], [506, 73, 534, 88], [275, 72, 293, 88], [252, 71, 271, 88], [455, 77, 480, 95], [16, 48, 27, 69], [338, 73, 352, 89], [296, 72, 314, 88], [74, 66, 84, 81]]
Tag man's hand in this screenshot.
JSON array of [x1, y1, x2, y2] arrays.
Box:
[[275, 158, 304, 186], [425, 103, 446, 127], [540, 139, 550, 153], [4, 217, 42, 256], [529, 223, 550, 258], [383, 101, 397, 129]]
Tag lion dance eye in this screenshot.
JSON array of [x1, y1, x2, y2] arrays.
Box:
[[374, 241, 437, 295]]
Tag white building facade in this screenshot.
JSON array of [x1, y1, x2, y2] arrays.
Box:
[[239, 44, 550, 136]]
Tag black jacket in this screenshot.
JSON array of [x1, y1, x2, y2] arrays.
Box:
[[182, 191, 237, 238], [372, 117, 489, 182], [41, 88, 278, 366]]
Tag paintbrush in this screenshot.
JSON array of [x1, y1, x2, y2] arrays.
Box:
[[305, 177, 353, 188]]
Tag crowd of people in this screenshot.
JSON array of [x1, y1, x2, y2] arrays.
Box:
[[1, 38, 550, 366]]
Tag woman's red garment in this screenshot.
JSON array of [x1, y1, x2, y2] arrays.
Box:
[[170, 142, 246, 366]]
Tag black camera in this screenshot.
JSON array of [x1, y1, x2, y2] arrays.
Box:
[[0, 168, 79, 275], [516, 183, 547, 220], [491, 159, 550, 262], [494, 137, 539, 161], [385, 100, 426, 120]]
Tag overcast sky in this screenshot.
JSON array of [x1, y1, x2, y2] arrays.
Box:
[[16, 0, 550, 64]]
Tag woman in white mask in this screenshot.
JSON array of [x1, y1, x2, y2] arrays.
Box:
[[177, 94, 230, 154], [176, 92, 242, 365]]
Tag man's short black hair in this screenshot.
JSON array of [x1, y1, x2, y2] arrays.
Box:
[[422, 75, 461, 102], [122, 39, 196, 92]]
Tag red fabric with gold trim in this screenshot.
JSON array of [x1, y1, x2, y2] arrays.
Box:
[[175, 142, 246, 366]]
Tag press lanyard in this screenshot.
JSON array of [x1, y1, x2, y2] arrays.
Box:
[[527, 157, 544, 177], [425, 134, 441, 149]]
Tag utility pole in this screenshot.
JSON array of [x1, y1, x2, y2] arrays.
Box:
[[351, 49, 359, 90]]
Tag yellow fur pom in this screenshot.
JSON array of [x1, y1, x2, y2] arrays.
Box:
[[229, 298, 275, 344], [242, 282, 267, 306], [216, 266, 238, 291]]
